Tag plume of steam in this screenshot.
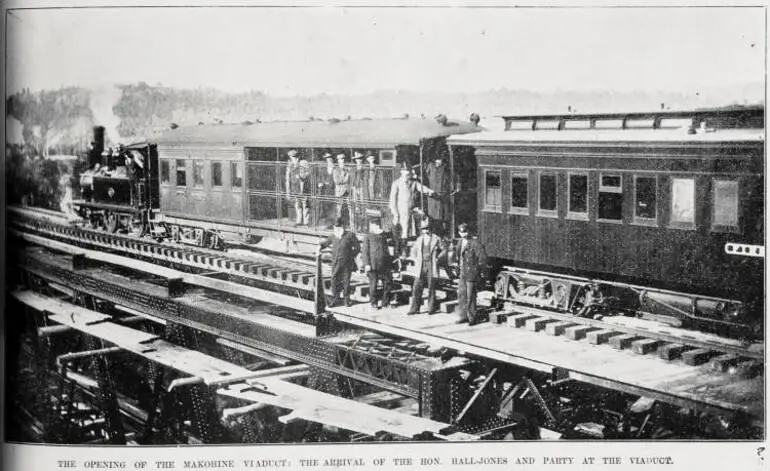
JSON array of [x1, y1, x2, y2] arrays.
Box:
[[90, 85, 123, 145], [6, 115, 24, 144]]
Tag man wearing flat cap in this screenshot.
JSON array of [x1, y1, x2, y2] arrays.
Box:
[[317, 153, 336, 228], [286, 149, 311, 226], [350, 151, 366, 231], [332, 153, 352, 227]]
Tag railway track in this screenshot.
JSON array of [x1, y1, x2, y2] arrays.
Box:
[[9, 206, 324, 294], [10, 206, 763, 363], [7, 211, 765, 436]]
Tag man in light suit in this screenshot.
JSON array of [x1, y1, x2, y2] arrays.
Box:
[[408, 217, 443, 315], [452, 223, 487, 325], [389, 163, 434, 257]]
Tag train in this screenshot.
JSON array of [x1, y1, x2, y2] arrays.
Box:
[[71, 106, 765, 337]]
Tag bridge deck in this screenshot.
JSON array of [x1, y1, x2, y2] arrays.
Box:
[[330, 302, 764, 423]]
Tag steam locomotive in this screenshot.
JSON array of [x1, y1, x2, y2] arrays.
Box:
[[72, 106, 765, 337]]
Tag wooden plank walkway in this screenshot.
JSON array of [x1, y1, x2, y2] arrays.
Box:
[[12, 290, 476, 441], [330, 302, 764, 422]]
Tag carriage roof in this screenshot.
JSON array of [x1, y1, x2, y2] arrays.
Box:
[[446, 127, 765, 147], [155, 118, 483, 148]]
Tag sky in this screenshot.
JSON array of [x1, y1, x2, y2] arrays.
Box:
[[5, 6, 766, 97]]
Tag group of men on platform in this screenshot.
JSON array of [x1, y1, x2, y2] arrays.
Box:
[[286, 149, 386, 229], [320, 215, 487, 326], [285, 148, 455, 239]]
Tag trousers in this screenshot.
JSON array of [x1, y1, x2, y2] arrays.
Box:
[[457, 280, 478, 322], [329, 266, 352, 305], [410, 269, 437, 313], [368, 270, 392, 306], [335, 198, 354, 228], [294, 198, 310, 225]]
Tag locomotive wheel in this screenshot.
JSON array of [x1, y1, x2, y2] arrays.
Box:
[[104, 212, 119, 233]]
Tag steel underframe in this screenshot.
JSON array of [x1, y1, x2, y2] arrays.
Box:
[[16, 249, 462, 422]]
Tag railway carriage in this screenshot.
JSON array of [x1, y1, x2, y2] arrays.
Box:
[[153, 118, 481, 249], [447, 106, 765, 335]]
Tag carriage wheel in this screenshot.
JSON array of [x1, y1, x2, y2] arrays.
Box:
[[104, 212, 119, 233], [89, 214, 100, 230]]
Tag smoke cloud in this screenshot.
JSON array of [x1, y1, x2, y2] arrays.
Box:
[[90, 85, 123, 145], [6, 115, 24, 144]]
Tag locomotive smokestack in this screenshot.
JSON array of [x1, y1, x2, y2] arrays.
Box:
[[90, 126, 105, 167]]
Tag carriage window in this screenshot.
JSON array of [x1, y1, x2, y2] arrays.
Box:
[[212, 162, 223, 187], [193, 161, 204, 187], [598, 173, 622, 221], [713, 180, 739, 230], [379, 150, 396, 166], [510, 172, 528, 213], [538, 173, 557, 216], [670, 178, 695, 227], [175, 160, 186, 187], [231, 162, 243, 188], [568, 173, 588, 217], [634, 176, 657, 223], [160, 160, 170, 184], [484, 170, 502, 210]]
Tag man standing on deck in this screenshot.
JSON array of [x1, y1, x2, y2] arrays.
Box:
[[321, 218, 360, 307], [389, 163, 434, 257], [408, 218, 442, 315], [362, 216, 393, 309], [452, 223, 487, 325]]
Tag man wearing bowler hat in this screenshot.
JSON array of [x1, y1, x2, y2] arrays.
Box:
[[408, 217, 443, 315], [321, 218, 360, 307], [452, 223, 487, 325], [362, 215, 393, 309]]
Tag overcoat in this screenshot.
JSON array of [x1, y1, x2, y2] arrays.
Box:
[[411, 233, 442, 279]]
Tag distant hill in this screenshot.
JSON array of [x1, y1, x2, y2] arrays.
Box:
[[6, 81, 764, 154]]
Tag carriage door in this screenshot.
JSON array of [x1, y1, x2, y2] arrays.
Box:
[[450, 144, 478, 234]]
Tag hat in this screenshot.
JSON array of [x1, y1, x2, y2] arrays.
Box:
[[353, 151, 364, 160], [420, 218, 431, 230], [336, 153, 346, 161], [287, 149, 298, 158], [366, 152, 376, 161], [323, 153, 333, 160], [399, 162, 410, 172]]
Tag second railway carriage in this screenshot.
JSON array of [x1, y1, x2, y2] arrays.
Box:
[[447, 106, 765, 336], [153, 117, 482, 249]]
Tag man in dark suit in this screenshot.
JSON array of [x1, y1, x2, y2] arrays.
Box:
[[321, 218, 360, 307], [452, 223, 487, 325], [362, 216, 392, 309]]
